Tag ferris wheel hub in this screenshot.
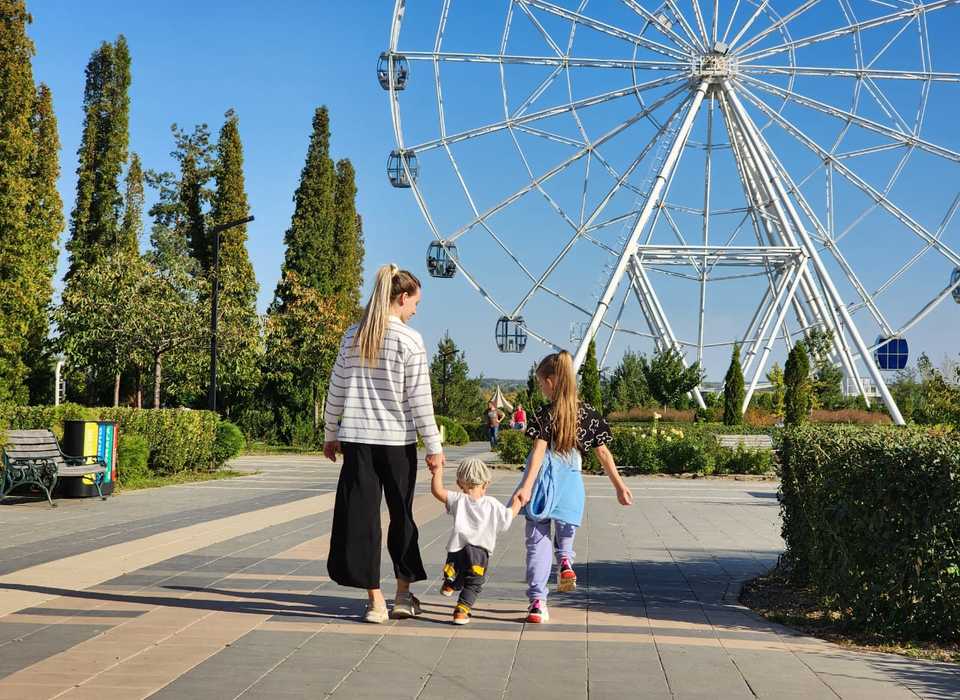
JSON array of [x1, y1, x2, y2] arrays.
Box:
[[695, 48, 737, 83]]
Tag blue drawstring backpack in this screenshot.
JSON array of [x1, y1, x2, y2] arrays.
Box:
[[519, 448, 585, 527]]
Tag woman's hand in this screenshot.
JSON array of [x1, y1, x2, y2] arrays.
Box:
[[323, 441, 340, 462], [426, 452, 445, 472], [616, 483, 634, 506]]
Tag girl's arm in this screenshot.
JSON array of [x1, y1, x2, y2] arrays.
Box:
[[594, 444, 633, 506], [430, 464, 448, 505], [322, 340, 348, 462], [516, 439, 548, 503]]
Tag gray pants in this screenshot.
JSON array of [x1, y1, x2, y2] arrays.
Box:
[[443, 544, 489, 610]]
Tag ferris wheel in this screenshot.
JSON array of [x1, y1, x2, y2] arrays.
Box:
[[379, 0, 960, 424]]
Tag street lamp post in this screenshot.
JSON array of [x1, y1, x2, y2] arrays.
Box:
[[208, 215, 255, 412]]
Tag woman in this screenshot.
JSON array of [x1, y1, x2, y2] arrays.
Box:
[[512, 404, 526, 431], [323, 264, 444, 623]]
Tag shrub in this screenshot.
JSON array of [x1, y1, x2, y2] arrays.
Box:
[[610, 427, 662, 473], [435, 416, 469, 446], [744, 408, 779, 427], [117, 433, 151, 482], [213, 421, 246, 465], [608, 406, 696, 423], [659, 435, 713, 474], [496, 429, 532, 464], [810, 409, 891, 425], [714, 444, 773, 475], [234, 408, 277, 444], [778, 424, 960, 641]]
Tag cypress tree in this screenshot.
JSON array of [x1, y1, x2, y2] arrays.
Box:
[[784, 342, 812, 425], [24, 83, 65, 404], [119, 152, 144, 253], [332, 158, 363, 313], [209, 109, 261, 413], [274, 106, 336, 303], [0, 0, 36, 403], [723, 343, 745, 425], [65, 35, 131, 277], [579, 339, 603, 412]]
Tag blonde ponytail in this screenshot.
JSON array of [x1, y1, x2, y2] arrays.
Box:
[[355, 264, 421, 365], [537, 350, 579, 453]]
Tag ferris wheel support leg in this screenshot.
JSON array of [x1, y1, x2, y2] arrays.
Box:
[[724, 86, 905, 425], [573, 79, 710, 373], [742, 267, 792, 378], [743, 262, 806, 412], [629, 259, 708, 410]]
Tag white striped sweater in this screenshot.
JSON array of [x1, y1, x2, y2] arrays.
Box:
[[324, 317, 442, 454]]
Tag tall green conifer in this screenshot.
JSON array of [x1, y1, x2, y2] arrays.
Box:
[[209, 109, 261, 413], [119, 152, 144, 253], [24, 84, 65, 403], [332, 158, 363, 313], [0, 0, 36, 403], [723, 343, 745, 425], [579, 339, 603, 412], [65, 35, 131, 276]]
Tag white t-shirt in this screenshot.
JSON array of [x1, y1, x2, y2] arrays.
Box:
[[445, 491, 514, 553]]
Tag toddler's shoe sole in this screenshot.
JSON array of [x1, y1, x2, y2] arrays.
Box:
[[453, 614, 470, 625], [441, 586, 455, 597]]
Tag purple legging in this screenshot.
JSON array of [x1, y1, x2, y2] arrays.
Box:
[[525, 519, 577, 601]]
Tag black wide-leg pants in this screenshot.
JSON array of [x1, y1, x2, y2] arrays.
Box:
[[327, 442, 427, 589]]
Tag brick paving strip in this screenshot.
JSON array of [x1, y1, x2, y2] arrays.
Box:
[[0, 449, 957, 699]]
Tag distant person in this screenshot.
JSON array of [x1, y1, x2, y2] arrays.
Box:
[[429, 457, 522, 624], [512, 404, 527, 431], [323, 263, 444, 624], [486, 401, 505, 449], [514, 351, 633, 624]]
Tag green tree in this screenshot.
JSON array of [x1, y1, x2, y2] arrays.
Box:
[[332, 158, 363, 314], [429, 333, 484, 420], [275, 106, 337, 298], [119, 152, 144, 253], [804, 327, 844, 409], [24, 83, 64, 404], [65, 34, 131, 278], [641, 347, 704, 410], [723, 343, 745, 425], [784, 342, 812, 425], [0, 0, 37, 403], [767, 362, 786, 418], [264, 107, 348, 439], [207, 109, 261, 414], [604, 349, 650, 413], [579, 339, 603, 412]]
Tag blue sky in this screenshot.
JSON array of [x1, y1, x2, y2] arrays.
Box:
[[26, 1, 960, 382]]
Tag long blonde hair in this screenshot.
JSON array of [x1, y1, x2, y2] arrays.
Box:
[[537, 351, 578, 453], [354, 263, 421, 365]]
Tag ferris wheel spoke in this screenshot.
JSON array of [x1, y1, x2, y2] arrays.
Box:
[[721, 0, 743, 44], [861, 77, 912, 135], [734, 0, 822, 54], [409, 73, 684, 154], [738, 1, 960, 64], [735, 80, 960, 268], [690, 0, 711, 47], [664, 0, 708, 52], [511, 64, 565, 119], [515, 0, 564, 57], [446, 83, 689, 244], [740, 64, 960, 82], [740, 75, 960, 163], [508, 92, 696, 317], [518, 0, 690, 61], [401, 51, 690, 71], [727, 0, 770, 50], [513, 123, 585, 148], [619, 0, 699, 54]]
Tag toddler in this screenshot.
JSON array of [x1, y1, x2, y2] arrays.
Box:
[[429, 457, 522, 624]]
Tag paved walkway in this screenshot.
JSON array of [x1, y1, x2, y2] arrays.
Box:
[[0, 443, 956, 699]]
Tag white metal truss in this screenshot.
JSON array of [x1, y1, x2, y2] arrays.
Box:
[[386, 0, 960, 425]]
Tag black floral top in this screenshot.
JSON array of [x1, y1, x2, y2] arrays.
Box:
[[525, 402, 613, 454]]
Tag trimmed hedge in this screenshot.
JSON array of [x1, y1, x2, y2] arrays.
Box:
[[435, 416, 470, 446], [213, 421, 246, 464], [1, 404, 229, 473], [117, 433, 150, 482], [497, 429, 532, 464], [778, 425, 960, 641]]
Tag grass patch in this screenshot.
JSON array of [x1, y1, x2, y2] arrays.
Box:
[[740, 565, 960, 664], [243, 441, 322, 455], [117, 469, 250, 491]]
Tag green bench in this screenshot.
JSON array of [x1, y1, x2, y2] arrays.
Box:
[[1, 429, 109, 507]]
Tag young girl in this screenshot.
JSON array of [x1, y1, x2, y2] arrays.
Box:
[[515, 351, 633, 623]]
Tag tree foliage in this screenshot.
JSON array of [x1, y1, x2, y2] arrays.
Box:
[[65, 34, 131, 277], [119, 151, 143, 253], [766, 361, 786, 418], [579, 339, 603, 412], [784, 342, 812, 425], [429, 334, 484, 420], [723, 343, 745, 425], [804, 327, 844, 409], [332, 158, 363, 314], [0, 0, 38, 403], [641, 348, 704, 409], [604, 349, 649, 413]]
